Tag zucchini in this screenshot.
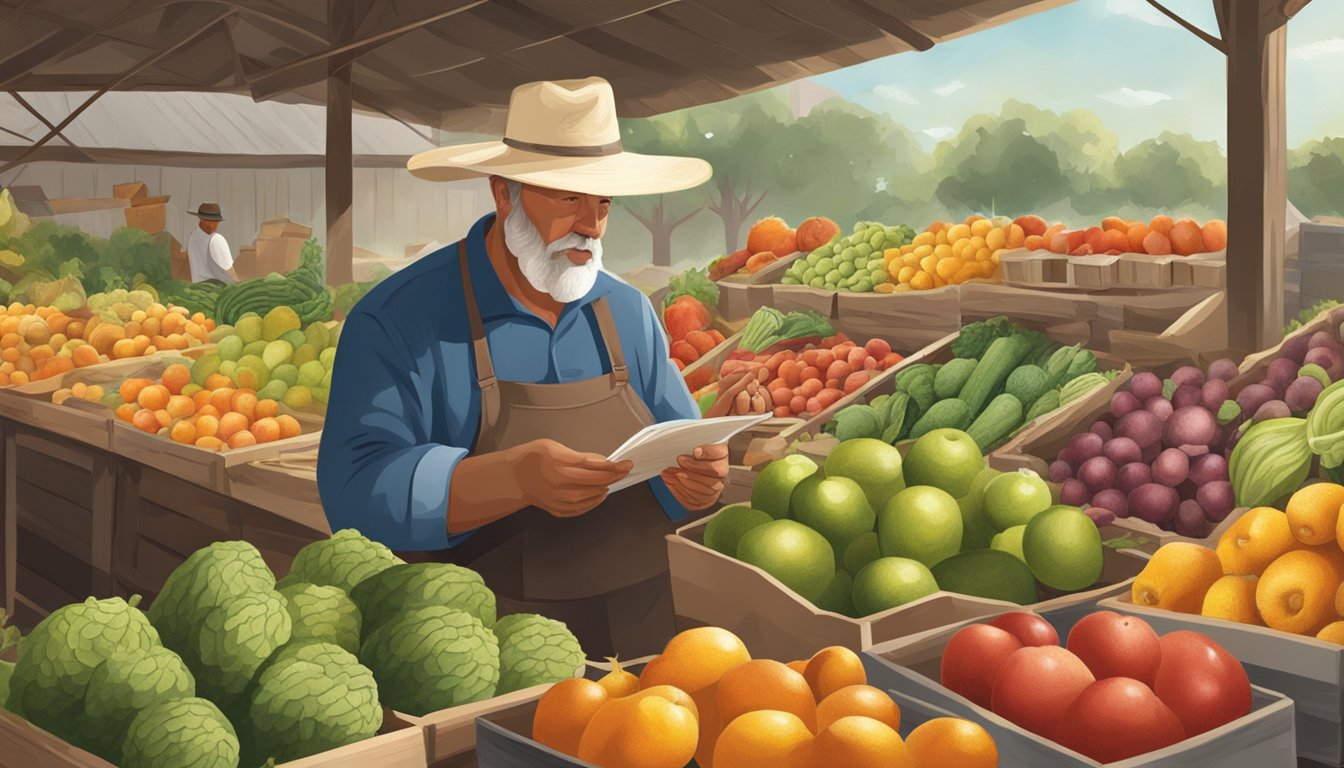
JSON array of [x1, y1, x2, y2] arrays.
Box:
[[960, 335, 1030, 417], [1024, 389, 1062, 423], [909, 398, 973, 439], [967, 393, 1024, 451], [1060, 372, 1110, 405], [934, 358, 978, 400]]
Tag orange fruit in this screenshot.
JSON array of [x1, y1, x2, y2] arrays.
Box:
[[905, 718, 997, 768], [1285, 483, 1344, 546], [746, 216, 797, 258], [137, 384, 170, 411], [170, 421, 196, 445], [11, 370, 30, 386], [1132, 542, 1223, 614], [119, 378, 153, 404], [228, 430, 258, 449], [115, 403, 137, 422], [1202, 219, 1228, 251], [1318, 621, 1344, 645], [71, 345, 99, 367], [218, 412, 249, 440], [786, 660, 809, 675], [1142, 230, 1173, 255], [251, 417, 281, 443], [202, 373, 232, 391], [809, 716, 912, 768], [1201, 574, 1262, 625], [195, 414, 220, 439], [162, 364, 191, 395], [1126, 222, 1150, 252], [717, 659, 817, 733], [1101, 216, 1128, 232], [28, 343, 53, 362], [1218, 507, 1295, 575], [198, 404, 222, 420], [165, 395, 195, 420], [532, 678, 608, 757], [192, 389, 213, 412], [131, 408, 161, 434], [803, 647, 866, 702], [1149, 215, 1175, 234], [713, 710, 813, 768], [194, 436, 226, 451], [816, 685, 901, 733], [1257, 549, 1340, 635], [1304, 542, 1344, 580], [255, 398, 280, 420], [1169, 218, 1205, 256], [0, 332, 18, 349], [276, 414, 302, 439], [641, 627, 751, 695], [578, 686, 699, 768], [230, 390, 258, 421], [597, 658, 641, 698], [111, 338, 138, 359], [0, 348, 17, 363], [209, 386, 236, 413]]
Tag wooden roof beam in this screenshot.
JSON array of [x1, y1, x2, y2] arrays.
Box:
[[0, 27, 98, 91], [826, 0, 936, 52], [6, 92, 95, 162], [1145, 0, 1226, 52]]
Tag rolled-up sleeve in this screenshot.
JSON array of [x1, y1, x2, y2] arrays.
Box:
[[208, 234, 234, 270], [318, 311, 463, 551], [633, 297, 703, 522]]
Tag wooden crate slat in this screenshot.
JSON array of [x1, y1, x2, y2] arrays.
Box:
[[16, 563, 81, 616], [16, 481, 93, 553], [133, 468, 234, 533], [16, 524, 97, 603], [135, 501, 237, 561], [14, 444, 93, 510]]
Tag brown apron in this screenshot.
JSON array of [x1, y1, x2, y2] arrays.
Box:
[[417, 245, 682, 658]]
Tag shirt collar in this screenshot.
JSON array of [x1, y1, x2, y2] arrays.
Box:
[[465, 213, 610, 323]]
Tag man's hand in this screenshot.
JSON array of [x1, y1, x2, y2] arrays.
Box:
[[661, 443, 729, 511], [512, 438, 632, 518]]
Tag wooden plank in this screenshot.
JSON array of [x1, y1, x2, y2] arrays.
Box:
[[14, 428, 97, 472], [135, 500, 235, 559], [15, 445, 92, 510], [16, 563, 80, 616], [16, 481, 92, 553], [16, 524, 94, 604], [134, 468, 234, 532], [3, 429, 14, 619], [129, 536, 186, 599]]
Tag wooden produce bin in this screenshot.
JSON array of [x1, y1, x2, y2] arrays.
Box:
[[0, 707, 429, 768], [999, 248, 1226, 292], [714, 253, 799, 321], [862, 607, 1297, 768], [2, 423, 116, 630], [399, 680, 582, 767], [666, 512, 1146, 662], [1100, 593, 1339, 766], [832, 284, 962, 351]]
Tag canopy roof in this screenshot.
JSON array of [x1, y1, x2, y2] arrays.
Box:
[[1, 0, 1073, 132]]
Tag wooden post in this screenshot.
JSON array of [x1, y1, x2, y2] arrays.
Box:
[[1225, 2, 1288, 352], [325, 0, 355, 286]]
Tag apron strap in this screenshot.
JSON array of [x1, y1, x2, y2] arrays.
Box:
[[590, 298, 629, 384], [459, 242, 501, 442]]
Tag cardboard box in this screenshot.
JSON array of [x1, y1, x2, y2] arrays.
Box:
[[862, 606, 1298, 768], [111, 181, 148, 204], [1101, 593, 1338, 766], [123, 202, 166, 234], [667, 513, 1147, 661], [255, 237, 305, 275], [258, 216, 313, 241]]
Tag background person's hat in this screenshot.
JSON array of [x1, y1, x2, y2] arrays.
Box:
[[407, 78, 712, 197], [189, 203, 224, 221]]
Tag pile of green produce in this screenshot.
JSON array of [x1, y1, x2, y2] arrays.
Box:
[[214, 239, 333, 327], [737, 307, 834, 354], [1, 529, 585, 767], [703, 429, 1106, 617], [333, 266, 391, 317], [159, 279, 229, 319], [194, 306, 341, 410], [1285, 299, 1341, 334], [779, 220, 915, 293], [825, 317, 1114, 451]]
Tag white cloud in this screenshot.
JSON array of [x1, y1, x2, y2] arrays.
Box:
[[923, 127, 956, 139], [1290, 38, 1344, 61], [933, 80, 965, 97], [1103, 0, 1179, 28], [873, 84, 919, 105], [1097, 87, 1173, 107]]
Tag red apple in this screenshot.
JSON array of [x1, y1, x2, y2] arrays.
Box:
[[990, 612, 1059, 648], [1013, 215, 1048, 238], [942, 624, 1023, 709], [1067, 611, 1162, 687], [1153, 631, 1252, 737], [1055, 678, 1187, 763], [991, 646, 1095, 737]]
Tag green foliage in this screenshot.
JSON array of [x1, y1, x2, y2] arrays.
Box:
[[1286, 299, 1342, 333], [278, 528, 400, 595], [121, 697, 239, 768], [1290, 138, 1344, 218], [935, 119, 1071, 215], [493, 614, 584, 694], [663, 266, 718, 309], [359, 606, 500, 716]]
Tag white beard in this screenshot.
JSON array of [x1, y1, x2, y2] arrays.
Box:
[[503, 194, 604, 304]]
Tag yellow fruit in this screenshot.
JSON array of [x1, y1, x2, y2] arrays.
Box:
[[641, 627, 751, 695], [713, 710, 813, 768], [905, 717, 998, 768], [597, 658, 641, 698], [1218, 507, 1296, 575], [1201, 574, 1263, 625], [897, 266, 916, 284], [970, 219, 993, 238], [946, 224, 971, 242], [975, 247, 993, 262], [1133, 542, 1223, 613], [578, 687, 699, 768], [919, 255, 938, 274], [810, 716, 913, 768], [893, 283, 912, 293], [1318, 621, 1344, 645], [532, 678, 608, 757], [968, 235, 987, 253], [803, 647, 866, 702], [910, 272, 934, 291], [1257, 550, 1340, 635], [913, 244, 934, 259], [951, 239, 971, 260], [934, 229, 950, 246], [874, 283, 896, 294], [1007, 223, 1026, 248], [933, 243, 953, 260], [817, 685, 901, 733], [912, 232, 935, 247], [935, 257, 962, 282], [985, 227, 1007, 251], [1285, 483, 1344, 546]]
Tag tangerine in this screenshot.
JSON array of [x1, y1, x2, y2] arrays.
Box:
[[808, 716, 912, 768], [227, 430, 258, 449], [276, 414, 302, 439], [803, 647, 866, 702], [816, 685, 901, 733], [578, 686, 699, 768], [597, 658, 641, 698], [713, 710, 812, 768], [717, 659, 817, 732], [162, 364, 191, 395], [905, 717, 998, 768], [640, 627, 751, 695], [532, 678, 608, 757]]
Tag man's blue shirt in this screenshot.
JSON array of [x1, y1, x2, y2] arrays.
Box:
[[317, 213, 699, 551]]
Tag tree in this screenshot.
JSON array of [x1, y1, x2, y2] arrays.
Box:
[[1290, 138, 1344, 217], [1112, 132, 1225, 211], [621, 196, 705, 266], [934, 119, 1070, 215]]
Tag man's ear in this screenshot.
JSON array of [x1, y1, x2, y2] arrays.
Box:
[[489, 176, 512, 217]]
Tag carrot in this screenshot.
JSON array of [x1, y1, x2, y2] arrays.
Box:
[[779, 359, 801, 387], [673, 358, 686, 371], [670, 340, 700, 365], [684, 367, 713, 392], [763, 350, 790, 374], [685, 330, 716, 356]]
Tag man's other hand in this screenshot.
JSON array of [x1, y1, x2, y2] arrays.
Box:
[[661, 443, 729, 511]]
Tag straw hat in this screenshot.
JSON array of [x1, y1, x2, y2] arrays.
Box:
[[189, 202, 224, 221], [408, 78, 712, 196]]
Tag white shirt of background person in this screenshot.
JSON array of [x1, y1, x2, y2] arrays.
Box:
[[187, 222, 236, 283]]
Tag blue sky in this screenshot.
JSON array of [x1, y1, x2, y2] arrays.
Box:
[[806, 0, 1343, 151]]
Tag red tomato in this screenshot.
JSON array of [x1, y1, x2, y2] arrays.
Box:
[[1066, 611, 1162, 687], [1055, 678, 1186, 763], [991, 647, 1094, 737], [864, 338, 892, 359], [990, 612, 1059, 647], [1152, 631, 1252, 737], [941, 624, 1022, 709]]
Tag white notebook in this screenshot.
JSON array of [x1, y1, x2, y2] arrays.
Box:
[[606, 414, 770, 492]]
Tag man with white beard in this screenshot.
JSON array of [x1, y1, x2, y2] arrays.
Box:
[[318, 78, 734, 656]]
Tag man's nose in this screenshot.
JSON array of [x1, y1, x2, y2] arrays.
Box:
[[572, 200, 602, 238]]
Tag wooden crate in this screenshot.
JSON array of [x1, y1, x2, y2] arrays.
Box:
[[0, 706, 429, 768], [832, 285, 962, 351], [112, 462, 328, 603], [998, 248, 1226, 291], [111, 420, 322, 494], [3, 425, 117, 629], [769, 284, 837, 317]]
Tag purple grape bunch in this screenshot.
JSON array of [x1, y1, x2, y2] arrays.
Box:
[[1052, 363, 1237, 538]]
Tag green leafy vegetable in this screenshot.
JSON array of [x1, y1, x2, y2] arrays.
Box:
[[664, 267, 718, 310]]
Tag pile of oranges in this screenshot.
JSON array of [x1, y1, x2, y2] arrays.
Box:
[[113, 363, 302, 452], [532, 626, 999, 768], [83, 302, 214, 359], [1133, 482, 1344, 642]]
